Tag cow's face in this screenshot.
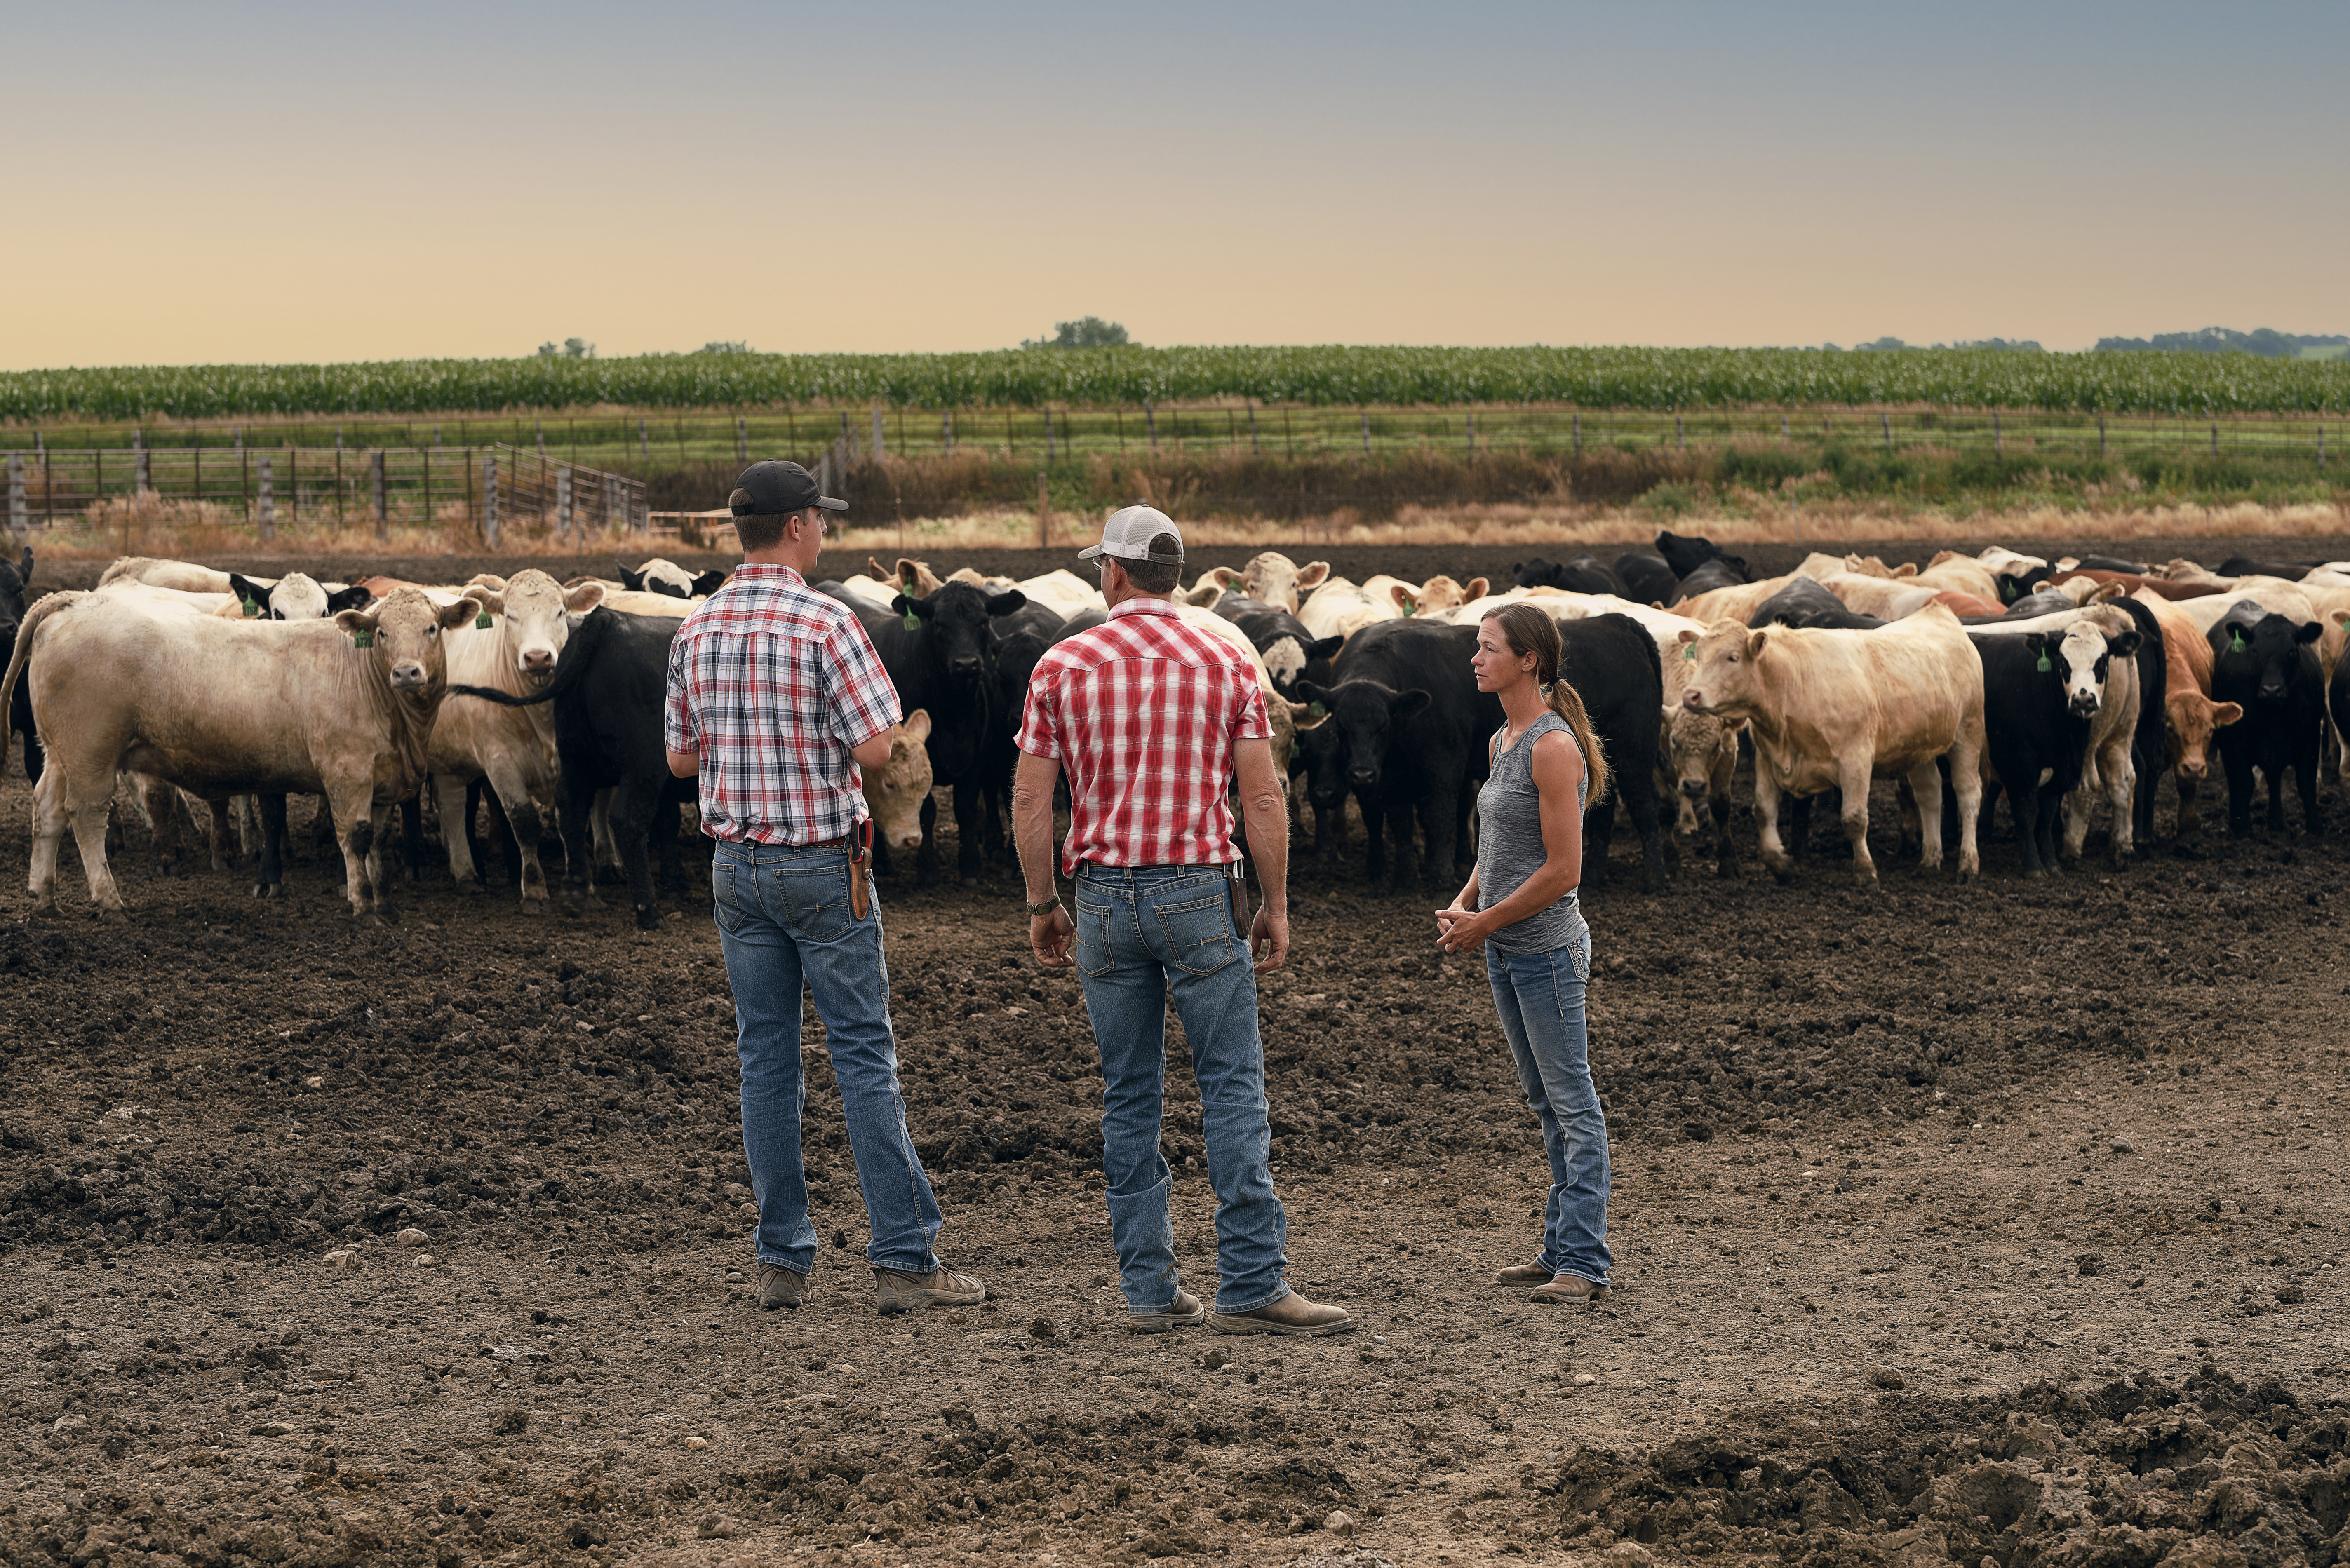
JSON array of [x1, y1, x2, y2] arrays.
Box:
[[0, 547, 29, 642], [2163, 691, 2243, 781], [1238, 552, 1324, 614], [469, 569, 604, 681], [1678, 624, 1767, 717], [1661, 708, 1736, 834], [2036, 623, 2135, 720], [899, 583, 1027, 682], [861, 710, 933, 852], [337, 588, 477, 693], [1291, 679, 1427, 797], [2218, 614, 2322, 707]]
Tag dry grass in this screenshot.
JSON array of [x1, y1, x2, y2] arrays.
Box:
[[22, 495, 2345, 563]]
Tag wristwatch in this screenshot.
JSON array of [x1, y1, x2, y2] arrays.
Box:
[[1024, 894, 1063, 915]]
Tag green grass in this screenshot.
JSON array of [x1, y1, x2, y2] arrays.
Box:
[[7, 344, 2350, 423]]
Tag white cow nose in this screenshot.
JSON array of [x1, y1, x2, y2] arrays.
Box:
[[521, 647, 555, 671], [390, 662, 427, 688]]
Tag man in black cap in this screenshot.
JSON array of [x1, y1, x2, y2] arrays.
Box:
[[665, 460, 982, 1316]]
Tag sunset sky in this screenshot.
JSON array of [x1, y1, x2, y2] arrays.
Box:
[[7, 0, 2345, 369]]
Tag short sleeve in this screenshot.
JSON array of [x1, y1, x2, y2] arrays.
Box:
[[1230, 660, 1273, 741], [663, 629, 699, 755], [821, 613, 901, 746], [1015, 665, 1062, 760]]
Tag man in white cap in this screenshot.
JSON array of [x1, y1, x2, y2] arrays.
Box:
[[1011, 505, 1351, 1337]]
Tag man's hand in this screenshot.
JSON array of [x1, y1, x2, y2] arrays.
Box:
[[1249, 906, 1289, 972], [1030, 905, 1075, 968]]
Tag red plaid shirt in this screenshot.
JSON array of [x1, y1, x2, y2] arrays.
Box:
[[663, 563, 900, 845], [1015, 597, 1272, 876]]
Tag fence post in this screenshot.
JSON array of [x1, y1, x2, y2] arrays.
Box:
[[557, 466, 573, 538], [638, 418, 648, 462], [1360, 408, 1371, 456], [483, 455, 499, 547], [1466, 412, 1476, 455], [7, 454, 24, 544], [258, 457, 275, 541], [2210, 422, 2218, 457], [872, 407, 886, 462], [1573, 411, 1582, 454], [1881, 411, 1892, 452], [372, 451, 387, 540], [1674, 410, 1685, 450], [1993, 410, 2003, 457], [335, 429, 345, 525], [1036, 472, 1049, 548], [942, 411, 954, 453], [1781, 413, 1790, 443], [817, 452, 831, 495], [1044, 408, 1056, 462], [2099, 413, 2108, 458], [1144, 402, 1157, 450], [2319, 423, 2326, 468], [135, 439, 151, 495], [1248, 401, 1260, 454]]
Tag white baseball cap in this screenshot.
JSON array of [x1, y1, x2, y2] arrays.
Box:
[[1077, 504, 1185, 565]]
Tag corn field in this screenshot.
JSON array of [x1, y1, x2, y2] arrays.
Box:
[[6, 346, 2350, 423]]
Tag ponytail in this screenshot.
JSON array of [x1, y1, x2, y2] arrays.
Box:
[[1483, 602, 1611, 805]]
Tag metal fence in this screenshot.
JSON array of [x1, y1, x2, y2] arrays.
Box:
[[1, 440, 650, 543]]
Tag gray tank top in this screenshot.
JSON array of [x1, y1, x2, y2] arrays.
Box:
[[1476, 711, 1590, 956]]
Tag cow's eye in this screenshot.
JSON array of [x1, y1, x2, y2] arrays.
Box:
[[426, 626, 439, 637]]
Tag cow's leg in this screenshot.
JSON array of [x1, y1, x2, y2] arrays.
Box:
[[1837, 755, 1878, 883], [482, 765, 550, 909], [610, 779, 662, 928], [28, 764, 72, 913], [915, 791, 941, 885], [204, 798, 235, 871], [553, 781, 597, 901], [137, 777, 184, 875], [2103, 745, 2136, 864], [1949, 741, 1984, 882], [953, 776, 985, 884], [2295, 730, 2324, 836], [2221, 744, 2254, 837], [1620, 759, 1666, 893], [653, 795, 686, 891], [1359, 788, 1387, 883], [368, 802, 402, 921], [2005, 769, 2044, 878], [255, 794, 287, 897], [1906, 758, 1946, 874], [591, 787, 623, 885], [1754, 770, 1793, 880], [434, 772, 483, 891], [1580, 788, 1618, 891], [395, 791, 425, 883]]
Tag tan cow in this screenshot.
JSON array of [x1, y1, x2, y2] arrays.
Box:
[[1365, 574, 1490, 618], [2129, 589, 2244, 837], [1818, 572, 1942, 620], [861, 711, 934, 856], [4, 587, 477, 919], [1672, 573, 1801, 626], [1295, 576, 1395, 644], [1201, 552, 1330, 614], [1915, 552, 2003, 602], [1678, 604, 1985, 883], [424, 570, 609, 904], [870, 557, 946, 596]]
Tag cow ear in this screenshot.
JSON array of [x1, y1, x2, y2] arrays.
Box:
[[333, 607, 377, 637], [15, 547, 28, 583], [1392, 688, 1431, 721], [2295, 620, 2324, 645], [228, 572, 264, 609], [985, 589, 1027, 616], [564, 581, 607, 613], [436, 597, 480, 629], [691, 571, 728, 597], [463, 584, 504, 616], [1745, 629, 1769, 657], [1295, 562, 1329, 589], [2335, 609, 2350, 629], [1463, 577, 1489, 600], [1290, 681, 1328, 708], [324, 584, 374, 615], [1209, 567, 1241, 590], [616, 559, 645, 592], [1387, 583, 1415, 613], [1288, 701, 1327, 730], [1307, 635, 1345, 660], [2107, 629, 2141, 658], [1892, 562, 1918, 578], [2022, 631, 2048, 654], [1674, 628, 1700, 649], [465, 573, 508, 592], [2211, 701, 2244, 728], [867, 557, 892, 582], [903, 708, 932, 744], [894, 593, 936, 620]]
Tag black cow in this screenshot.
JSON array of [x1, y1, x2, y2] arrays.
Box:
[[2073, 554, 2149, 575], [1614, 553, 1680, 606], [1292, 620, 1496, 892], [1, 548, 35, 783], [2207, 606, 2326, 837], [1654, 530, 1748, 582], [2216, 556, 2322, 581], [224, 571, 372, 619], [1994, 566, 2057, 605], [1971, 632, 2101, 876], [618, 559, 728, 599], [1210, 592, 1342, 695], [446, 608, 697, 928], [1977, 588, 2077, 622], [1752, 577, 1885, 631], [1511, 555, 1627, 596], [826, 579, 1028, 883], [2331, 629, 2350, 797], [976, 600, 1068, 865]]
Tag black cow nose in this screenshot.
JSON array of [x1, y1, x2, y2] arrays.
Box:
[[1680, 779, 1708, 797], [1348, 768, 1376, 784], [948, 655, 982, 675]]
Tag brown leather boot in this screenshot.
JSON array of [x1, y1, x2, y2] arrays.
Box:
[[873, 1265, 986, 1315], [1209, 1291, 1354, 1336], [755, 1264, 806, 1311], [1530, 1274, 1607, 1307], [1494, 1263, 1555, 1286], [1128, 1290, 1208, 1334]]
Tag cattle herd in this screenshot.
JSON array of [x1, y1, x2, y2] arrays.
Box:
[[2, 532, 2347, 930]]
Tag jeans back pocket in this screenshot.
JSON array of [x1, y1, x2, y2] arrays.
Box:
[[1152, 890, 1238, 976], [1073, 896, 1118, 978], [777, 862, 852, 942]]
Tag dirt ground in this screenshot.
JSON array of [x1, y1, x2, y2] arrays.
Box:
[[2, 537, 2346, 1568]]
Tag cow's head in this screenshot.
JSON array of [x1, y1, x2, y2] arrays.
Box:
[[861, 709, 934, 852], [1511, 558, 1562, 590], [2215, 612, 2323, 708], [1661, 706, 1739, 835], [1677, 623, 1768, 718], [465, 569, 606, 681], [0, 547, 30, 642], [2029, 623, 2138, 721], [2162, 689, 2243, 782], [336, 587, 477, 693], [1655, 530, 1746, 581], [1237, 552, 1322, 613], [897, 583, 1027, 682], [1290, 678, 1427, 800], [1257, 631, 1345, 695]]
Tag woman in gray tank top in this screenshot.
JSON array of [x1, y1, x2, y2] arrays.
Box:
[[1435, 603, 1614, 1307]]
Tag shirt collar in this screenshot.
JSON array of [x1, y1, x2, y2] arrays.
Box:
[[728, 561, 806, 588], [1109, 596, 1182, 620]]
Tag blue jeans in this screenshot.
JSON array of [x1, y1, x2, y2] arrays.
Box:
[[1073, 865, 1290, 1316], [710, 838, 943, 1278], [1487, 929, 1611, 1287]]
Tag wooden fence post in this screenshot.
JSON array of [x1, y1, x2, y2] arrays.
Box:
[[872, 407, 885, 462], [1361, 408, 1371, 456], [1036, 472, 1049, 548], [2209, 422, 2218, 457], [1881, 411, 1892, 452], [2320, 424, 2327, 468], [1993, 410, 2003, 457], [1675, 411, 1685, 450], [258, 457, 275, 541], [1247, 401, 1260, 454], [638, 418, 648, 462], [2099, 414, 2108, 457], [557, 467, 573, 538], [736, 415, 748, 462], [135, 439, 151, 495], [334, 429, 345, 526], [1573, 411, 1582, 453], [942, 411, 954, 453], [1466, 412, 1476, 455], [1145, 402, 1157, 450], [372, 451, 387, 541], [7, 454, 24, 544], [483, 455, 499, 547], [1044, 408, 1056, 463]]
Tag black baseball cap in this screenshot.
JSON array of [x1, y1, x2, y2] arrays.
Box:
[[730, 460, 847, 517]]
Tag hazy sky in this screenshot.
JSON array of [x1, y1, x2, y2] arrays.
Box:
[[7, 0, 2345, 368]]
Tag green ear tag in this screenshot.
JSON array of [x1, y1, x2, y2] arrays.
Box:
[[475, 607, 494, 629], [2230, 631, 2245, 653], [2036, 652, 2052, 672], [1682, 643, 1696, 661], [352, 628, 375, 649], [240, 595, 259, 617], [1402, 595, 1417, 616], [1309, 701, 1327, 719], [902, 611, 920, 631]]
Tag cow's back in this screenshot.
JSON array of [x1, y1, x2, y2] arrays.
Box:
[[1753, 608, 1981, 774]]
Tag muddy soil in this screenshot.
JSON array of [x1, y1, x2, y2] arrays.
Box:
[[3, 539, 2346, 1568]]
